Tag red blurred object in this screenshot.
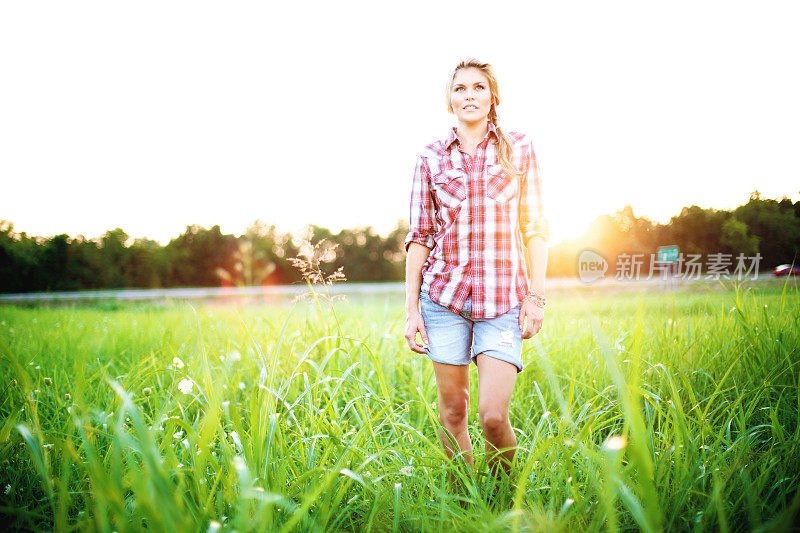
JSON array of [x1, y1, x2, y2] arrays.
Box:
[[772, 264, 800, 276]]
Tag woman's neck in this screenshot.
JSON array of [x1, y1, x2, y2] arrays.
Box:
[[456, 119, 489, 147]]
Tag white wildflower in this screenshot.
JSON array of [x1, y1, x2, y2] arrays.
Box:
[[178, 378, 193, 394], [173, 430, 184, 439], [4, 484, 10, 495], [238, 382, 245, 391], [228, 350, 241, 362], [172, 357, 185, 369], [602, 435, 628, 452], [399, 466, 414, 476]]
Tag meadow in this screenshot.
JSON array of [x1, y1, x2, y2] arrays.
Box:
[[1, 279, 799, 532]]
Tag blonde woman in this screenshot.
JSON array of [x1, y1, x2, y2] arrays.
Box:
[[404, 59, 549, 481]]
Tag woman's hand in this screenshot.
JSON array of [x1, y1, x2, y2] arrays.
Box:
[[519, 300, 544, 339], [405, 311, 429, 354]]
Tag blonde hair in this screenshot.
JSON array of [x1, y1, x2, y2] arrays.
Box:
[[446, 58, 519, 178]]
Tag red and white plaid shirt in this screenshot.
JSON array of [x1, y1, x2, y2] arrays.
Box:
[[404, 122, 549, 319]]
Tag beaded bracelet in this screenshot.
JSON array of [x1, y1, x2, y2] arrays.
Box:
[[524, 290, 546, 308]]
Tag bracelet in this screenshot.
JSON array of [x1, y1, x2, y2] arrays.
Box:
[[524, 290, 546, 308]]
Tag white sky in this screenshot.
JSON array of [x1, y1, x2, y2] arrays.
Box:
[[1, 1, 798, 246]]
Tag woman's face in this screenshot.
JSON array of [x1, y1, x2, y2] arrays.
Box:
[[450, 67, 493, 125]]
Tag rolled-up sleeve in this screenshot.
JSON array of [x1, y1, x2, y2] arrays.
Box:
[[404, 155, 437, 253], [518, 139, 550, 245]]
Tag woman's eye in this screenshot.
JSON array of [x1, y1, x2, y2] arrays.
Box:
[[476, 85, 485, 90], [455, 87, 464, 92]]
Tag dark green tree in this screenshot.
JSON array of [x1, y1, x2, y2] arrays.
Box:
[[734, 192, 800, 267]]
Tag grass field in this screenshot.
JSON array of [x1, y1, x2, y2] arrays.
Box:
[[1, 280, 799, 532]]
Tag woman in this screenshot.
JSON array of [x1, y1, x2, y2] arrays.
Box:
[[404, 58, 549, 479]]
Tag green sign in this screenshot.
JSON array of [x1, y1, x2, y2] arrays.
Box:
[[656, 245, 679, 263]]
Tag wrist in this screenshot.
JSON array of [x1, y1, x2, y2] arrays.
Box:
[[524, 289, 546, 308]]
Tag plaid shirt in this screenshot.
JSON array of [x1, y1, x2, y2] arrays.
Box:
[[404, 122, 549, 319]]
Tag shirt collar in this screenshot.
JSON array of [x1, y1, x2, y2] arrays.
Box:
[[444, 122, 499, 150]]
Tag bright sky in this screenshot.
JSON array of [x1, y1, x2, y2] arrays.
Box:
[[1, 1, 798, 246]]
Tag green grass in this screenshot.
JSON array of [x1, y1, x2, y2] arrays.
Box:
[[1, 281, 799, 532]]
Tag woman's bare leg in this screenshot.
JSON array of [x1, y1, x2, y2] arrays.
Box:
[[476, 353, 518, 476], [432, 362, 473, 467]]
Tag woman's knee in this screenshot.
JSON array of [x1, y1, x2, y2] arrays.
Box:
[[439, 396, 469, 428], [478, 407, 509, 434]]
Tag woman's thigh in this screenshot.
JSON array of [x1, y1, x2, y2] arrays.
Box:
[[475, 353, 517, 416], [432, 361, 470, 414]]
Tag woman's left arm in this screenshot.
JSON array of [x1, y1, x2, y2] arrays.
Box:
[[520, 236, 548, 338], [518, 138, 550, 339], [525, 236, 548, 297]]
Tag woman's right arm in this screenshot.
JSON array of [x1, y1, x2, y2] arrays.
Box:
[[404, 242, 431, 353], [405, 242, 431, 311], [403, 155, 436, 354]]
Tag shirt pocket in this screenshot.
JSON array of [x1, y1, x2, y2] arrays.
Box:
[[431, 168, 467, 210], [485, 164, 518, 203]]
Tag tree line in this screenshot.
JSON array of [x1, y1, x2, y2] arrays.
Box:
[[1, 192, 798, 293], [549, 192, 800, 278], [0, 221, 408, 293]]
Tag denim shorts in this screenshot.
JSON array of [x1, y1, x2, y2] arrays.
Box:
[[419, 290, 524, 373]]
